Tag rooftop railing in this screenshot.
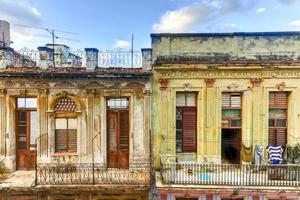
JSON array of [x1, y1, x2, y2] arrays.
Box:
[[1, 48, 142, 68]]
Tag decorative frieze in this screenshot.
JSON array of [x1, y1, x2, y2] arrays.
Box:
[[157, 70, 300, 79]]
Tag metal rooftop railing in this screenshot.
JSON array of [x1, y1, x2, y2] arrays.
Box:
[[0, 48, 142, 68]]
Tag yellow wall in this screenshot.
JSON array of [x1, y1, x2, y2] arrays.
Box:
[[152, 67, 300, 168]]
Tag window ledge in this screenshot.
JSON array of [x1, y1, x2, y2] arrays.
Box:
[[51, 153, 78, 157]]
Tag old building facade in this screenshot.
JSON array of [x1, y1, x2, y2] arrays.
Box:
[[0, 37, 151, 199], [151, 32, 300, 200]]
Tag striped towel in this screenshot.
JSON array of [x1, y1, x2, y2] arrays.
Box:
[[267, 146, 283, 164]]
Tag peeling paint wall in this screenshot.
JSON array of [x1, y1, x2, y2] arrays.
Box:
[[151, 33, 300, 168], [151, 33, 300, 62], [0, 77, 151, 171]]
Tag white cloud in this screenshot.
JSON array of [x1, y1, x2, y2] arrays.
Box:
[[256, 7, 266, 13], [32, 8, 41, 17], [0, 0, 43, 50], [290, 19, 300, 26], [113, 40, 131, 49], [0, 0, 42, 25], [152, 0, 256, 33]]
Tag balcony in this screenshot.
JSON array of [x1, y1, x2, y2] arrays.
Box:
[[160, 156, 300, 187], [36, 163, 150, 186]]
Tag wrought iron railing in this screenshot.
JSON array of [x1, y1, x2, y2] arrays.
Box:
[[161, 162, 300, 187], [36, 162, 150, 185], [1, 48, 142, 68]]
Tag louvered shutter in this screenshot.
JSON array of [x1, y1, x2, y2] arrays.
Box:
[[182, 107, 197, 152], [119, 111, 129, 150], [222, 93, 230, 107], [275, 128, 287, 147], [55, 129, 68, 152], [68, 129, 77, 152], [269, 92, 288, 108]]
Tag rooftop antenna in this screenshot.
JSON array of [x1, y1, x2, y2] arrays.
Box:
[[131, 33, 134, 68], [13, 24, 78, 67]]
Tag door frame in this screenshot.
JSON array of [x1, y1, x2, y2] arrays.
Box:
[[106, 97, 130, 169], [15, 108, 37, 169]]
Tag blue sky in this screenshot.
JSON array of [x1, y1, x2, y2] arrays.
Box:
[[1, 0, 300, 50]]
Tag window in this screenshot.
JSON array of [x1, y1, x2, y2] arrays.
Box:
[[222, 93, 242, 128], [269, 92, 288, 146], [107, 98, 129, 109], [54, 97, 77, 153], [17, 98, 37, 109], [176, 92, 197, 153]]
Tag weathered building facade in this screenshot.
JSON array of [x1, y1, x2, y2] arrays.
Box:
[[151, 32, 300, 200], [0, 43, 151, 199]]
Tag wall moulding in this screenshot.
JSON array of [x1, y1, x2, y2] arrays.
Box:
[[157, 70, 300, 79]]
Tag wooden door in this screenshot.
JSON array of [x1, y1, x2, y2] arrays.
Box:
[[107, 110, 129, 168], [16, 110, 37, 169]]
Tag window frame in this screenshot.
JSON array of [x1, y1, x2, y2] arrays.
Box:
[[222, 92, 242, 129], [176, 92, 197, 153], [268, 92, 288, 146], [53, 97, 78, 154]]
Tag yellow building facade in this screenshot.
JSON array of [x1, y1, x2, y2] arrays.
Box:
[[151, 32, 300, 200]]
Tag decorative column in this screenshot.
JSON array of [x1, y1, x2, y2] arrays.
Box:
[[87, 90, 95, 156], [0, 89, 6, 156], [143, 90, 151, 158], [38, 89, 48, 158]]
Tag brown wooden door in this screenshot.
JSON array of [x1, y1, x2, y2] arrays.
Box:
[[16, 110, 37, 169], [107, 110, 129, 168]]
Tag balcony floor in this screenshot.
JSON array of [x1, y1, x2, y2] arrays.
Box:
[[0, 170, 35, 189]]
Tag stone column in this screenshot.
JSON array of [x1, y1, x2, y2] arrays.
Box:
[[38, 89, 48, 159], [144, 93, 151, 158], [87, 90, 95, 156], [0, 89, 6, 156]]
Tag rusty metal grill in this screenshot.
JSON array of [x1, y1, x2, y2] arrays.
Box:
[[36, 163, 150, 185]]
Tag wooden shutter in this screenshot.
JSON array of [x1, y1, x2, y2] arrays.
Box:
[[269, 92, 288, 108], [182, 107, 197, 152], [55, 130, 68, 152], [275, 128, 287, 147], [68, 129, 77, 152], [222, 93, 230, 107], [119, 110, 129, 150]]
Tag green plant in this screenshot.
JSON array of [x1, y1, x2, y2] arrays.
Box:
[[0, 160, 9, 181]]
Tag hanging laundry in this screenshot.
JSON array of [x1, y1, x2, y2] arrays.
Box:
[[241, 144, 253, 162], [254, 145, 264, 165], [267, 145, 284, 164]]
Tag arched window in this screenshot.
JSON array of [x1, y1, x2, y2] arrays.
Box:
[[54, 97, 77, 153]]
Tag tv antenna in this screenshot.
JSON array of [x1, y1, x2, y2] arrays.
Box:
[[13, 24, 79, 67]]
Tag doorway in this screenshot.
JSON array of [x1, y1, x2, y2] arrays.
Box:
[[107, 98, 129, 168], [15, 98, 37, 169], [221, 129, 241, 164]]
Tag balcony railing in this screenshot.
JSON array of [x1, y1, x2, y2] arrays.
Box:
[[36, 163, 150, 185], [161, 162, 300, 187]]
